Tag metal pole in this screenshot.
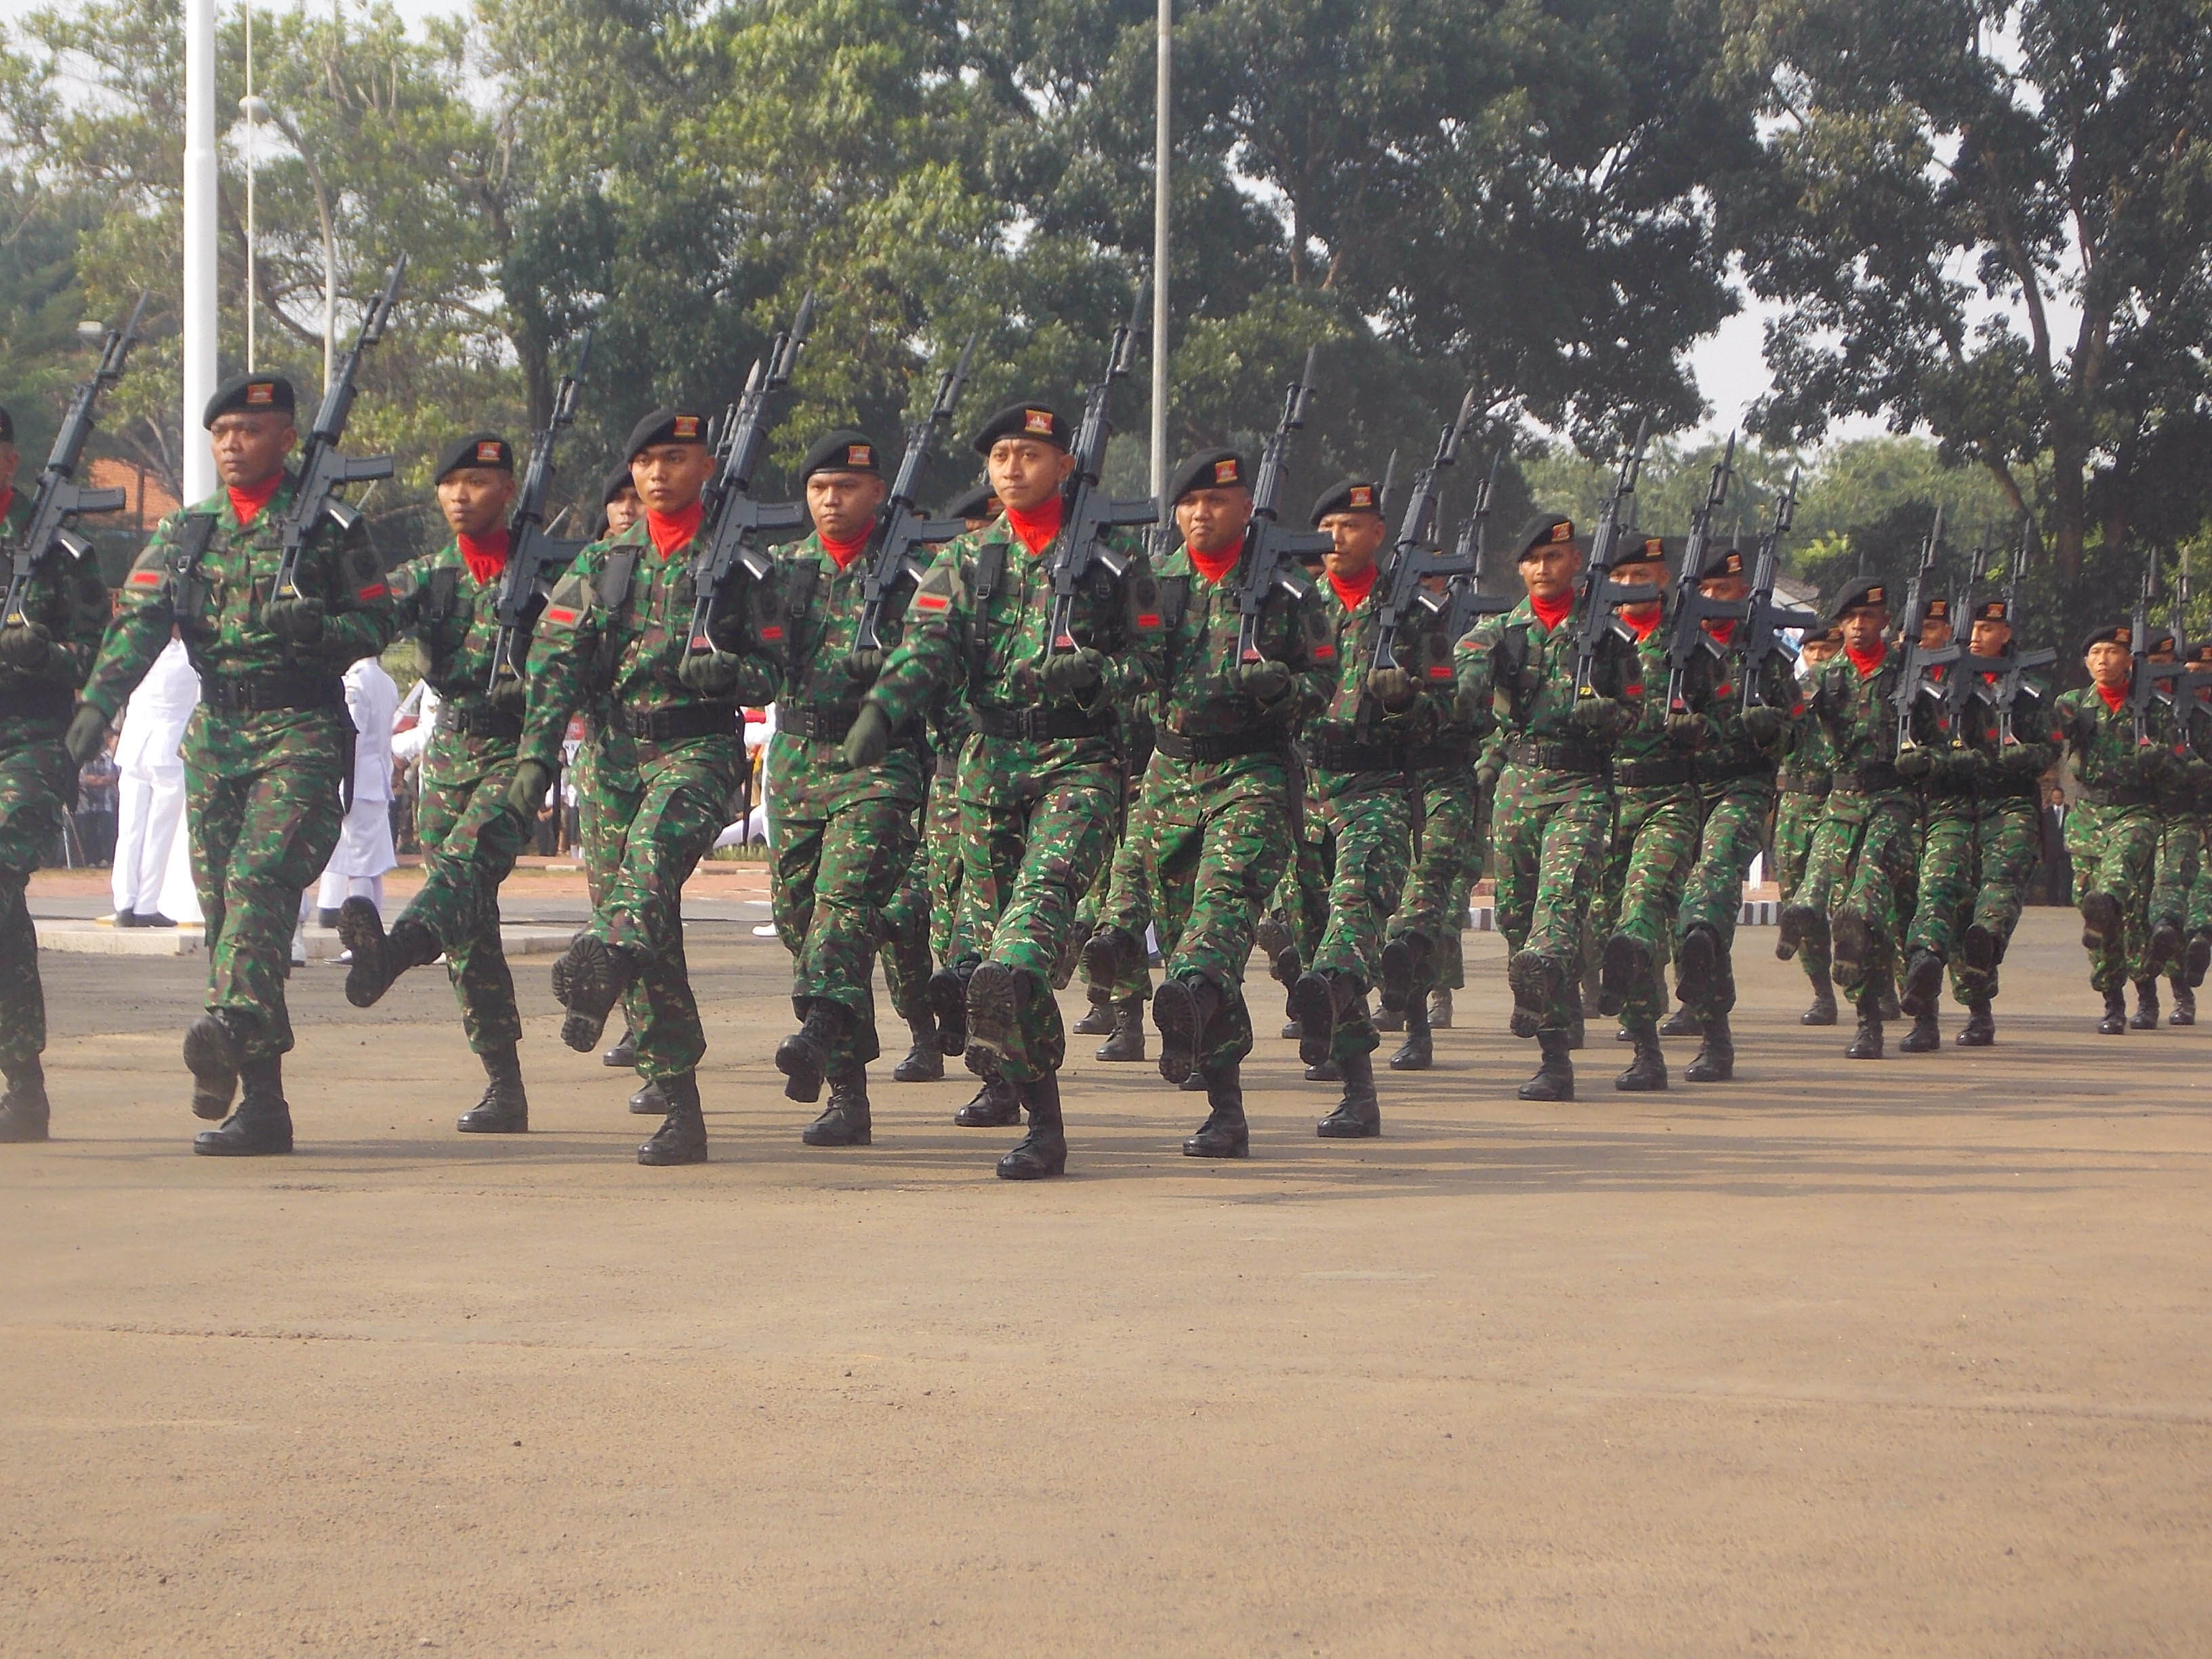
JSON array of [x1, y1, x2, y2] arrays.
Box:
[[182, 0, 218, 501], [1149, 0, 1170, 499]]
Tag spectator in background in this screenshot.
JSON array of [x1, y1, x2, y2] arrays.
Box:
[[110, 632, 199, 925], [72, 735, 121, 867]]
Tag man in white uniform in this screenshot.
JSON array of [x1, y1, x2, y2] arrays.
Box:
[[313, 655, 401, 920], [110, 635, 199, 927]]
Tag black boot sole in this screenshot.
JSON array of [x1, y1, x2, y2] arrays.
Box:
[[965, 962, 1023, 1063], [182, 1015, 239, 1122], [2188, 933, 2212, 989], [1290, 973, 1337, 1069], [1674, 926, 1720, 1010], [1683, 1047, 1734, 1083], [996, 1130, 1068, 1179], [335, 897, 392, 1008], [1152, 979, 1202, 1085], [1900, 951, 1945, 1019], [1830, 912, 1870, 984], [1377, 937, 1418, 1015], [892, 1047, 945, 1082], [926, 969, 969, 1056], [1599, 934, 1647, 1019], [1080, 930, 1127, 998], [1506, 951, 1559, 1040], [2081, 892, 2121, 953], [554, 937, 628, 1054], [1776, 905, 1816, 961], [775, 1029, 830, 1103]]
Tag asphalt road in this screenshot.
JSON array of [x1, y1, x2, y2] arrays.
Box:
[[5, 909, 2207, 1656]]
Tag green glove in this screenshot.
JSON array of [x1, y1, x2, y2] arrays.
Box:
[[1566, 694, 1618, 735], [842, 703, 893, 770], [1894, 743, 1935, 779], [1474, 758, 1502, 794], [1664, 712, 1706, 752], [1232, 658, 1294, 703], [64, 704, 109, 766], [678, 647, 745, 695], [844, 647, 886, 684], [1366, 665, 1416, 711], [1946, 746, 1988, 779], [1039, 647, 1105, 703], [1999, 741, 2047, 773], [264, 595, 327, 644], [0, 622, 54, 673], [487, 672, 529, 716], [506, 758, 554, 819], [1742, 703, 1787, 744]]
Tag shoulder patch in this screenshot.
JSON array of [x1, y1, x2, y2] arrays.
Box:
[[912, 556, 964, 616], [540, 570, 595, 629]]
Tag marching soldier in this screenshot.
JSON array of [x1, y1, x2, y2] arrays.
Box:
[[2142, 625, 2194, 1027], [1454, 512, 1639, 1101], [1774, 623, 1841, 1023], [844, 399, 1165, 1180], [588, 462, 647, 1077], [67, 374, 397, 1153], [1896, 596, 1973, 1051], [2177, 636, 2212, 1007], [1076, 713, 1158, 1064], [1, 407, 110, 1142], [333, 433, 549, 1132], [522, 408, 779, 1164]]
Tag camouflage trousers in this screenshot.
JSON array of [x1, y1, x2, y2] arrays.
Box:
[[878, 763, 961, 1021], [1801, 791, 1921, 1002], [1092, 790, 1155, 1003], [960, 745, 1120, 1082], [1307, 772, 1412, 1064], [1492, 764, 1613, 1038], [2066, 801, 2159, 994], [573, 726, 649, 1045], [1590, 781, 1699, 1023], [1143, 767, 1294, 1072], [2192, 815, 2212, 937], [1267, 808, 1334, 969], [400, 734, 533, 1053], [1950, 794, 2041, 1003], [184, 708, 349, 1063], [1385, 764, 1481, 1003], [774, 788, 920, 1073], [1902, 796, 1978, 968], [1674, 774, 1776, 1019], [1772, 785, 1831, 981], [2150, 811, 2203, 954], [582, 735, 744, 1082], [0, 722, 69, 1072]]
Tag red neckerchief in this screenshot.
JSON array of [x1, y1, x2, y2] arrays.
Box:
[[0, 487, 13, 523], [820, 531, 869, 571], [2097, 682, 2127, 714], [1845, 642, 1887, 677], [1530, 591, 1572, 632], [227, 473, 283, 527], [1705, 619, 1737, 647], [1329, 563, 1378, 613], [1623, 609, 1661, 643], [457, 527, 510, 587], [646, 499, 704, 558], [1189, 541, 1240, 583], [1005, 496, 1065, 557]]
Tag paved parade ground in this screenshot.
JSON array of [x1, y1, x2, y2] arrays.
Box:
[[5, 906, 2209, 1656]]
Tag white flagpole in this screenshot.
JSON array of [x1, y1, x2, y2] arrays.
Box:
[[1149, 0, 1170, 500], [181, 0, 219, 501]]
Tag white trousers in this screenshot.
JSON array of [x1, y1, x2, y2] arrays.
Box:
[[110, 764, 187, 916]]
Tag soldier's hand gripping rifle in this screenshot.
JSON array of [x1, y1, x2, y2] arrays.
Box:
[[1439, 446, 1516, 645], [486, 329, 592, 692], [1, 291, 148, 630], [1738, 468, 1818, 712], [1889, 504, 1959, 751], [853, 331, 979, 655], [1662, 432, 1739, 714], [1569, 416, 1656, 701], [684, 291, 815, 657], [1231, 346, 1334, 663], [1043, 281, 1162, 657], [1353, 386, 1481, 740], [271, 255, 406, 602]]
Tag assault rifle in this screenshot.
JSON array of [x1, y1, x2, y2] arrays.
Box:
[[1231, 346, 1333, 663], [272, 255, 406, 602], [487, 329, 592, 692], [1044, 281, 1160, 656], [853, 332, 979, 655], [1354, 386, 1481, 739], [1956, 522, 2055, 748], [1569, 417, 1656, 700], [1738, 468, 1817, 712], [1662, 432, 1738, 714], [1438, 447, 1516, 645], [2127, 549, 2191, 747], [1, 291, 147, 631], [684, 291, 815, 657], [1890, 504, 1959, 752]]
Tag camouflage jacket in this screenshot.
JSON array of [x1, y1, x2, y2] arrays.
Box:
[[1951, 665, 2057, 800], [1778, 661, 1835, 792], [82, 476, 394, 723], [1806, 647, 1927, 796], [521, 517, 778, 769], [2054, 684, 2167, 803], [1299, 568, 1452, 793], [1454, 596, 1639, 761], [1, 488, 109, 728], [387, 539, 531, 781], [1689, 621, 1801, 783]]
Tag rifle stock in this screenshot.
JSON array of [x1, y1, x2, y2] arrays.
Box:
[[1569, 417, 1656, 701], [1354, 386, 1481, 739], [1231, 345, 1332, 663], [1044, 281, 1159, 657], [488, 329, 593, 690], [1738, 468, 1817, 712], [1662, 433, 1739, 714], [855, 331, 979, 654]]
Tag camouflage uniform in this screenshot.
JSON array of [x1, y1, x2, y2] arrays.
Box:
[[1383, 685, 1485, 1011], [2053, 686, 2165, 994], [1942, 668, 2055, 1005], [524, 518, 776, 1081], [1772, 710, 1834, 986], [2148, 746, 2205, 979], [875, 702, 966, 1027], [81, 479, 396, 1064], [863, 515, 1162, 1082], [0, 493, 107, 1105], [1900, 665, 1981, 974]]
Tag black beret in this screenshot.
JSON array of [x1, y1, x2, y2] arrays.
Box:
[[203, 372, 296, 428], [1970, 594, 2010, 623], [601, 461, 638, 506], [2147, 625, 2179, 657], [0, 405, 12, 444], [1616, 533, 1672, 569], [800, 428, 884, 480], [2081, 621, 2131, 653], [433, 431, 514, 483], [1699, 542, 1748, 581], [2190, 637, 2212, 665], [972, 401, 1071, 455], [1923, 595, 1953, 623], [1516, 512, 1576, 557], [943, 479, 999, 522], [1309, 476, 1385, 525], [1168, 448, 1251, 504], [1827, 576, 1890, 621], [625, 407, 710, 459]]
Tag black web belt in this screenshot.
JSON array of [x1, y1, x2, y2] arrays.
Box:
[[203, 672, 343, 714], [1403, 738, 1474, 771], [1307, 736, 1408, 775], [1614, 756, 1694, 788], [1504, 739, 1608, 775], [1154, 725, 1290, 764], [969, 703, 1115, 741], [780, 703, 863, 743], [614, 702, 737, 743], [1832, 760, 1906, 794], [1698, 756, 1776, 785], [438, 701, 524, 741]]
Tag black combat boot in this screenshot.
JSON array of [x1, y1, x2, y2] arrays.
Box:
[[996, 1073, 1067, 1180], [775, 1000, 847, 1103], [1152, 975, 1221, 1086], [2079, 890, 2121, 955], [1517, 1031, 1574, 1102], [1071, 992, 1118, 1038], [1776, 903, 1820, 961], [552, 935, 636, 1053], [2129, 979, 2160, 1030], [954, 1073, 1022, 1128], [1659, 1004, 1702, 1039], [892, 1013, 944, 1082], [602, 1028, 638, 1069], [1614, 1022, 1668, 1091], [1959, 923, 1999, 988], [926, 966, 969, 1056], [182, 1009, 246, 1121], [803, 1069, 873, 1147], [455, 1042, 529, 1133], [965, 960, 1036, 1066], [1304, 1059, 1343, 1083], [638, 1071, 708, 1165], [1955, 1000, 1994, 1046], [1426, 986, 1452, 1029], [1094, 996, 1148, 1063], [1673, 922, 1722, 1017], [1506, 949, 1562, 1040], [1255, 914, 1295, 977], [1183, 1062, 1248, 1159], [2097, 987, 2128, 1036], [1597, 933, 1647, 1020], [1290, 970, 1341, 1069], [1830, 911, 1870, 988], [2148, 920, 2183, 980], [2187, 928, 2212, 989], [1898, 1009, 1942, 1053], [1080, 927, 1141, 1019], [628, 1078, 667, 1115], [1801, 969, 1839, 1027], [1388, 999, 1432, 1071], [193, 1053, 293, 1156], [2169, 979, 2196, 1027], [1876, 975, 1901, 1023], [1683, 1012, 1734, 1082], [335, 899, 438, 1008], [1900, 947, 1945, 1019], [1378, 934, 1429, 1016], [0, 1058, 50, 1142], [1374, 1004, 1405, 1034], [1316, 1050, 1381, 1139], [1845, 997, 1885, 1060], [1180, 1069, 1208, 1092]]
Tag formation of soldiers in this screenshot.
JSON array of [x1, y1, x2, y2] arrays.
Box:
[[7, 308, 2212, 1177]]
